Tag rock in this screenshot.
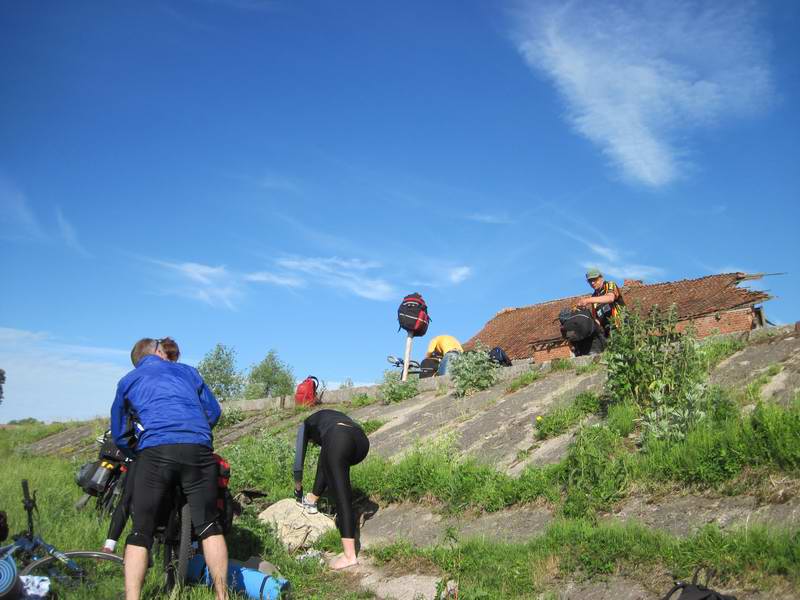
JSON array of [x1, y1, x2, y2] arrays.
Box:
[[257, 498, 336, 552]]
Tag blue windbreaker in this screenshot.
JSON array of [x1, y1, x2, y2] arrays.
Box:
[[110, 355, 221, 454]]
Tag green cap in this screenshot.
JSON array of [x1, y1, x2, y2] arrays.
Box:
[[585, 267, 602, 280]]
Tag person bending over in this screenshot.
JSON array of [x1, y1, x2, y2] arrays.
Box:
[[293, 409, 369, 570], [111, 337, 228, 600], [426, 334, 463, 376], [102, 337, 182, 554]]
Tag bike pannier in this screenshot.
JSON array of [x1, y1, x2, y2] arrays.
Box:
[[489, 346, 513, 367], [76, 460, 115, 497], [559, 308, 596, 342], [100, 436, 127, 463], [213, 454, 237, 534], [397, 293, 430, 337], [294, 376, 319, 407], [419, 357, 440, 379]]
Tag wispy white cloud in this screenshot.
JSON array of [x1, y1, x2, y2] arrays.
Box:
[[151, 260, 243, 309], [276, 256, 396, 301], [448, 266, 472, 284], [0, 178, 47, 242], [0, 327, 130, 423], [243, 271, 305, 287], [581, 261, 665, 281], [465, 213, 513, 225], [511, 1, 772, 186], [550, 222, 664, 282], [55, 207, 91, 257]]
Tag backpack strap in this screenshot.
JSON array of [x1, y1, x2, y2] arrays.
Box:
[[661, 583, 686, 600]]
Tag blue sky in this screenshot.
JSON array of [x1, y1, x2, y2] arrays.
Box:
[[1, 0, 798, 423]]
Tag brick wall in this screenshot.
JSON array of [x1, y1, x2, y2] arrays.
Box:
[[676, 307, 755, 338], [534, 307, 757, 363]]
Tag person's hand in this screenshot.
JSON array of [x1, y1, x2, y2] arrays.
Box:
[[294, 488, 303, 504]]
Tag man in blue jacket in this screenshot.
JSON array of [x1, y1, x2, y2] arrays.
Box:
[[110, 338, 228, 600]]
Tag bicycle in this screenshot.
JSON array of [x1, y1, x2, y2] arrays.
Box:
[[156, 487, 194, 593], [0, 479, 123, 597], [74, 431, 131, 518], [386, 355, 438, 378]]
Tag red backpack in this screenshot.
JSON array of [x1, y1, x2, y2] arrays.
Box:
[[397, 292, 430, 337], [294, 376, 319, 407]]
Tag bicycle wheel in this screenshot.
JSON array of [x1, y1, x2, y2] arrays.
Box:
[[21, 551, 124, 598], [163, 503, 192, 591]]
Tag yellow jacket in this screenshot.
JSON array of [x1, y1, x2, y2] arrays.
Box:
[[426, 335, 463, 357]]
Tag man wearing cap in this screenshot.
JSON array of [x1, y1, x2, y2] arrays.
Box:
[[576, 268, 625, 337]]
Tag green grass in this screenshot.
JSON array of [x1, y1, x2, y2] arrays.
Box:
[[505, 369, 541, 394], [575, 361, 601, 375], [549, 358, 573, 372], [699, 336, 746, 370], [358, 419, 386, 436], [0, 420, 76, 455], [0, 425, 372, 600], [369, 519, 800, 599], [217, 406, 246, 428], [349, 393, 376, 408], [741, 364, 783, 404], [535, 392, 601, 440]]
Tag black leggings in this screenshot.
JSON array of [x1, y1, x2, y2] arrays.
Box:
[[107, 460, 136, 542], [126, 444, 221, 549], [312, 424, 369, 539]]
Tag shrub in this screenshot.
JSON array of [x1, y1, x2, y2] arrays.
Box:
[[379, 370, 419, 404], [217, 406, 246, 428], [505, 369, 541, 394], [449, 344, 498, 397], [605, 305, 705, 411], [350, 393, 376, 408]]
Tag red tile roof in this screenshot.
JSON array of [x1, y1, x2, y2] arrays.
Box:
[[466, 273, 771, 360]]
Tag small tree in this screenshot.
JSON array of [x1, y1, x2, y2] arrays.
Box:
[[0, 368, 5, 406], [449, 344, 498, 397], [197, 344, 244, 403], [244, 350, 295, 400]]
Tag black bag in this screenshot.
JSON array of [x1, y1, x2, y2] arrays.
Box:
[[661, 570, 737, 600], [419, 357, 440, 378], [397, 293, 430, 337], [76, 461, 104, 496], [559, 308, 596, 342], [100, 435, 127, 463], [0, 510, 8, 543], [489, 346, 512, 367]]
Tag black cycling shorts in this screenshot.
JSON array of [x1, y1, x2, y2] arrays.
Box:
[[126, 444, 221, 549]]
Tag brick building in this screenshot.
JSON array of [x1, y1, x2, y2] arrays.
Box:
[[466, 273, 771, 363]]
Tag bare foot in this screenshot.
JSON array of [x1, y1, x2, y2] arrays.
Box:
[[330, 554, 358, 570]]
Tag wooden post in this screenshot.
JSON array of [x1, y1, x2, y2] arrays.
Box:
[[401, 332, 413, 382]]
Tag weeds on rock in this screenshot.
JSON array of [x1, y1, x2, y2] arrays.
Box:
[[505, 369, 541, 394], [535, 392, 601, 440], [217, 406, 246, 428], [449, 343, 498, 397], [350, 393, 376, 408], [379, 370, 419, 404]]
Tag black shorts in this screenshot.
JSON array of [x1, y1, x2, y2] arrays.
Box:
[[126, 444, 221, 548]]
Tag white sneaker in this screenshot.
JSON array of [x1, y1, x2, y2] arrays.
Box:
[[302, 495, 318, 514]]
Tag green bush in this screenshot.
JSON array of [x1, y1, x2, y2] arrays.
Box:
[[350, 393, 376, 407], [449, 344, 498, 397], [379, 370, 419, 404], [217, 405, 246, 428]]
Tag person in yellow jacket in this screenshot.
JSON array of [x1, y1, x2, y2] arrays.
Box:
[[426, 334, 463, 376]]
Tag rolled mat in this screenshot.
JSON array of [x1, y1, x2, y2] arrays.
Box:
[[0, 555, 21, 599], [187, 555, 288, 600]]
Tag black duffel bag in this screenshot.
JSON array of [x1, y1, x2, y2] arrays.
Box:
[[559, 307, 596, 342]]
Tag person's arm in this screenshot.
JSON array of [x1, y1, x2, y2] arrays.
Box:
[[292, 421, 310, 496], [198, 381, 222, 428], [577, 292, 617, 306], [110, 382, 136, 460]]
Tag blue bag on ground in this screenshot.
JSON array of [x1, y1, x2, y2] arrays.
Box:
[[187, 555, 288, 599]]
